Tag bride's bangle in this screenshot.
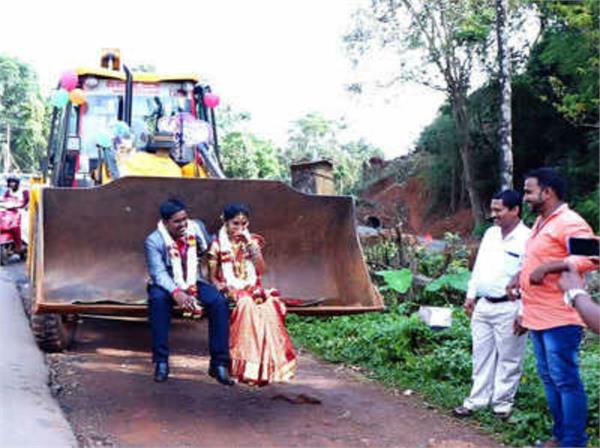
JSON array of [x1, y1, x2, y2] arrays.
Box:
[[249, 243, 260, 257]]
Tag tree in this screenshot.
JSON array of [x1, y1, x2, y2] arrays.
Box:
[[0, 54, 47, 172], [216, 104, 284, 180], [496, 0, 513, 189], [413, 1, 598, 230], [219, 131, 284, 180], [345, 0, 499, 225], [284, 112, 343, 162], [217, 107, 383, 191], [530, 0, 599, 129], [216, 104, 252, 136]]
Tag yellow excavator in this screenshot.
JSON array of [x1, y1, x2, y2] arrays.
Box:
[[28, 50, 383, 352]]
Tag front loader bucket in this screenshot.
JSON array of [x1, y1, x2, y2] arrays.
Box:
[[31, 177, 383, 315]]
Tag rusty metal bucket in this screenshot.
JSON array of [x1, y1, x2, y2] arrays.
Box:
[[31, 177, 383, 315]]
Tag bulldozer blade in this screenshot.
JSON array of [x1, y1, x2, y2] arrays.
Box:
[[32, 177, 383, 315]]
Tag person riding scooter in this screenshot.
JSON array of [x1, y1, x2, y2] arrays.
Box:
[[0, 176, 29, 257], [3, 176, 29, 208]]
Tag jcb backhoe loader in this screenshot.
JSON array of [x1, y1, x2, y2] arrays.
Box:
[[28, 50, 383, 352]]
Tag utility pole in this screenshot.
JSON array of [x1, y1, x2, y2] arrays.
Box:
[[1, 123, 16, 175], [5, 123, 10, 174]]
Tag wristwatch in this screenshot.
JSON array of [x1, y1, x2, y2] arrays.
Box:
[[563, 288, 587, 307]]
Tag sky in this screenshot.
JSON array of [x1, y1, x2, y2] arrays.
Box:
[[0, 0, 445, 159]]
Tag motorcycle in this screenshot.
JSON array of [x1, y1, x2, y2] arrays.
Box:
[[0, 200, 25, 265]]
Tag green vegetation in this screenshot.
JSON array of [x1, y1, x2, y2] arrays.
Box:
[[0, 54, 48, 172], [288, 238, 600, 446], [289, 309, 599, 447], [414, 0, 599, 230], [219, 109, 384, 195]]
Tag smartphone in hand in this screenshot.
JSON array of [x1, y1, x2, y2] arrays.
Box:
[[567, 237, 600, 257]]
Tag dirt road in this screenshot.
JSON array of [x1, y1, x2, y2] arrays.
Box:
[[47, 318, 503, 448], [12, 265, 499, 448]]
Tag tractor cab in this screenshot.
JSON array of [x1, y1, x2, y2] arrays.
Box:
[[47, 51, 222, 188]]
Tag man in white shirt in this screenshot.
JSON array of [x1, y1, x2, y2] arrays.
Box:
[[453, 190, 530, 419]]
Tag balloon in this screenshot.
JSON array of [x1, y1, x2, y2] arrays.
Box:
[[52, 89, 70, 108], [203, 92, 220, 108], [96, 131, 112, 148], [95, 129, 113, 148], [60, 71, 79, 91], [112, 121, 131, 138], [69, 88, 87, 106]]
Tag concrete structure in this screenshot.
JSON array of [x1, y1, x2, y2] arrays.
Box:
[[0, 266, 76, 447], [290, 159, 335, 195]]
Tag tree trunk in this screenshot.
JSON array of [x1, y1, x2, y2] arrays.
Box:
[[460, 173, 467, 208], [497, 0, 513, 190], [450, 155, 457, 213], [451, 93, 485, 226]]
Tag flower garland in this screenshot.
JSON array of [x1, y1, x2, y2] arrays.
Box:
[[157, 219, 205, 292], [218, 225, 257, 291]]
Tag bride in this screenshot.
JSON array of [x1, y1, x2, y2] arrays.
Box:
[[207, 203, 297, 385]]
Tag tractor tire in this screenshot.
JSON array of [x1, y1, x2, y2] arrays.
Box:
[[30, 313, 78, 353]]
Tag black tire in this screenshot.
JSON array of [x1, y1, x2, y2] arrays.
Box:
[[19, 243, 27, 262], [30, 313, 78, 353], [0, 245, 8, 266]]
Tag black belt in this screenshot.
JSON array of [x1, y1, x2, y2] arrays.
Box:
[[477, 295, 510, 304]]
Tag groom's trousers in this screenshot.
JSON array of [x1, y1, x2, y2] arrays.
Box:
[[147, 282, 230, 367]]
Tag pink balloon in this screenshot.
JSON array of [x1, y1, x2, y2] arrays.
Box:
[[203, 92, 220, 108], [60, 71, 79, 91]]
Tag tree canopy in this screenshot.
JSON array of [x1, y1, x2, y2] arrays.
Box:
[[0, 54, 47, 172], [218, 107, 384, 195], [415, 0, 599, 230]]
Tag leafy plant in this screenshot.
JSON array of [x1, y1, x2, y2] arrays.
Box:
[[364, 241, 400, 270], [376, 268, 413, 294], [418, 249, 446, 277], [425, 268, 470, 294]]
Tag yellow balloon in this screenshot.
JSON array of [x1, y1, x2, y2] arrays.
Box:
[[69, 88, 87, 106]]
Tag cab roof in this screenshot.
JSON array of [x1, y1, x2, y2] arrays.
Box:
[[75, 67, 199, 83]]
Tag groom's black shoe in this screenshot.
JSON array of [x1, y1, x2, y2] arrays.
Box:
[[209, 365, 234, 386], [154, 361, 169, 382]]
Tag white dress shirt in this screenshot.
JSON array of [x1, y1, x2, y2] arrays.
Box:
[[467, 221, 531, 299]]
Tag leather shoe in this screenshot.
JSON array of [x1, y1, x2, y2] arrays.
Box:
[[154, 362, 169, 382], [452, 406, 473, 417], [209, 365, 234, 386], [535, 438, 559, 448], [493, 410, 512, 420]]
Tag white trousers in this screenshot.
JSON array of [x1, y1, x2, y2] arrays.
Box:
[[463, 298, 527, 413]]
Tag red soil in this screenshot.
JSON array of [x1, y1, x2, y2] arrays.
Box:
[[358, 176, 474, 238]]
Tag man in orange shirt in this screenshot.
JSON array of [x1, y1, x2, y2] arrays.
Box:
[[507, 167, 595, 448]]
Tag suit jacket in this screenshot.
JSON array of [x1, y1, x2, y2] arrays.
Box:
[[145, 219, 212, 294]]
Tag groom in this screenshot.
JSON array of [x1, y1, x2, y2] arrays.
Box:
[[144, 198, 234, 385]]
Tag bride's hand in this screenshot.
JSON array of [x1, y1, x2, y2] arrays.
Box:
[[241, 228, 252, 242]]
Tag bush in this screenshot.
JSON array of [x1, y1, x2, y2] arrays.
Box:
[[573, 187, 599, 232]]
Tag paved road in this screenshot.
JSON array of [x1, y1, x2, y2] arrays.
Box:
[[0, 263, 76, 447]]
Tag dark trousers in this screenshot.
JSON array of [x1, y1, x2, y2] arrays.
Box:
[[147, 282, 230, 367]]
